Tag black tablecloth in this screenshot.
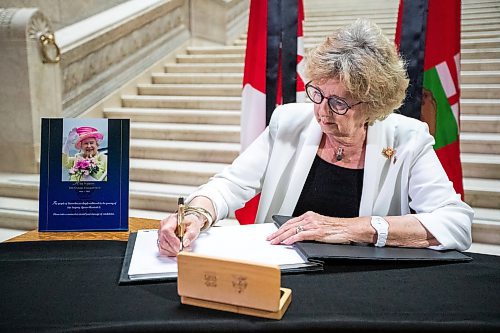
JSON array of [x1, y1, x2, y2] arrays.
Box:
[[0, 240, 499, 332]]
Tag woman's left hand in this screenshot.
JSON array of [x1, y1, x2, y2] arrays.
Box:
[[266, 211, 355, 245]]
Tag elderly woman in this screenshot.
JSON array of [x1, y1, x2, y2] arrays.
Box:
[[158, 19, 473, 256], [62, 126, 107, 182]]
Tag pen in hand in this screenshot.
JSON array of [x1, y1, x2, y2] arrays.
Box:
[[176, 197, 185, 252]]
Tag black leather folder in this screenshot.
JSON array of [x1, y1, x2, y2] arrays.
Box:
[[272, 215, 472, 262]]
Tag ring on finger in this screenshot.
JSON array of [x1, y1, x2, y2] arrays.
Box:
[[295, 225, 305, 234]]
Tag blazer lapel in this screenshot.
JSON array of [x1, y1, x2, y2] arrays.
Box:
[[359, 116, 396, 216]]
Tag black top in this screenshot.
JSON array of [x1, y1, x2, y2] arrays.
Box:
[[293, 154, 364, 218]]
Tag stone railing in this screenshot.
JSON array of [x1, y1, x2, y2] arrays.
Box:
[[0, 0, 128, 30], [0, 0, 249, 173], [0, 8, 62, 173], [57, 0, 190, 117]]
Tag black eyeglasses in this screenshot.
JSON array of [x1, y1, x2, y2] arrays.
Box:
[[305, 81, 364, 115]]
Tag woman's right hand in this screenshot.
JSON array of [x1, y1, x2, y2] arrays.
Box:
[[157, 212, 205, 256]]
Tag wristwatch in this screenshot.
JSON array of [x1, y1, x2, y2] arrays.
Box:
[[370, 216, 389, 247]]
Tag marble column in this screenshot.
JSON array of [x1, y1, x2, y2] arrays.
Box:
[[0, 8, 62, 173]]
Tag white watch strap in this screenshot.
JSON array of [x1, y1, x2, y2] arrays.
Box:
[[371, 216, 389, 247]]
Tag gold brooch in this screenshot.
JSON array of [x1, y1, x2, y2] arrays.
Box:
[[382, 147, 395, 160]]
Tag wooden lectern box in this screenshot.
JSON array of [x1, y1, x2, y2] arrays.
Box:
[[177, 252, 292, 320]]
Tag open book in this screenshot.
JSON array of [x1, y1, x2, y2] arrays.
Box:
[[119, 216, 472, 284], [119, 223, 321, 284]]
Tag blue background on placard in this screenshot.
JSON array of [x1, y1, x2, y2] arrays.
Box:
[[39, 118, 130, 231]]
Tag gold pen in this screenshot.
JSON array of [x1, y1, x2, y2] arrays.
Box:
[[176, 197, 185, 252]]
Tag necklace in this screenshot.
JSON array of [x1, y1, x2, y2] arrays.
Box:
[[335, 147, 344, 161]]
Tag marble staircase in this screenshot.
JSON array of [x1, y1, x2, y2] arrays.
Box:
[[0, 0, 499, 245]]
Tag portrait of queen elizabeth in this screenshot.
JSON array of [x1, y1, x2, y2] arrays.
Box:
[[62, 125, 108, 182]]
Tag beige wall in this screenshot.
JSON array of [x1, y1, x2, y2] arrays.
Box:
[[0, 0, 128, 30]]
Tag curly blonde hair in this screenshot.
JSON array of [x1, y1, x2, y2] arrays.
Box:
[[304, 19, 409, 123]]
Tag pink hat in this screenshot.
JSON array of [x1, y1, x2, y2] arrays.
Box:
[[75, 126, 104, 149]]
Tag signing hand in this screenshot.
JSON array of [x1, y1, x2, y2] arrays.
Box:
[[266, 211, 355, 245], [157, 212, 205, 256]]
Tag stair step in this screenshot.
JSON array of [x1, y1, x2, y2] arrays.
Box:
[[462, 23, 500, 32], [463, 10, 500, 19], [104, 108, 240, 125], [462, 59, 500, 71], [461, 115, 500, 133], [152, 73, 243, 84], [462, 18, 500, 26], [462, 5, 500, 15], [306, 19, 396, 26], [121, 95, 241, 110], [129, 209, 241, 226], [461, 153, 500, 179], [304, 26, 396, 36], [460, 132, 500, 154], [305, 36, 496, 48], [462, 31, 500, 39], [304, 22, 396, 31], [164, 63, 244, 73], [0, 173, 39, 200], [232, 39, 247, 45], [305, 11, 396, 20], [128, 181, 198, 212], [186, 46, 245, 55], [130, 122, 240, 142], [0, 172, 201, 201], [176, 54, 245, 63], [472, 219, 500, 245], [462, 48, 500, 60], [474, 207, 500, 222], [306, 5, 397, 12], [305, 17, 397, 25], [471, 208, 500, 245], [460, 99, 500, 115], [129, 209, 168, 220], [461, 84, 500, 99], [0, 197, 38, 230], [137, 83, 242, 97], [130, 139, 240, 163], [129, 158, 227, 186], [462, 0, 500, 9], [462, 38, 500, 49], [464, 178, 500, 209], [461, 71, 500, 84], [304, 28, 394, 37]]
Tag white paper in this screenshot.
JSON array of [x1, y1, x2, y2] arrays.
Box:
[[127, 224, 309, 280]]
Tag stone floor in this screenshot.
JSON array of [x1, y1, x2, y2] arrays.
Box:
[[1, 227, 499, 256]]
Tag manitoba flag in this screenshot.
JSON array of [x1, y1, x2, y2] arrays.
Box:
[[396, 0, 464, 198], [236, 0, 305, 224]]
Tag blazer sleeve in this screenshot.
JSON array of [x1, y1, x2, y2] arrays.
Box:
[[186, 107, 282, 221], [407, 123, 473, 251]]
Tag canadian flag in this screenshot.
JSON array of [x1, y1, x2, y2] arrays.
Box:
[[236, 0, 305, 225]]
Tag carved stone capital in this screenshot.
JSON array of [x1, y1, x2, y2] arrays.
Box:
[[0, 8, 53, 40], [27, 10, 54, 40]]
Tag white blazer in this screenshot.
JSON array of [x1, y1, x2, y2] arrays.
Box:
[[190, 103, 473, 250]]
